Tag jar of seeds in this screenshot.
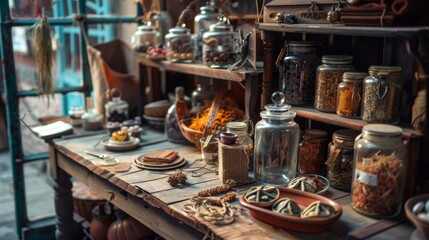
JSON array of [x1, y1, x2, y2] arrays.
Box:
[[336, 72, 367, 118], [194, 4, 220, 59], [315, 55, 355, 112], [202, 17, 239, 68], [165, 26, 194, 63], [361, 66, 402, 123], [280, 41, 320, 106]]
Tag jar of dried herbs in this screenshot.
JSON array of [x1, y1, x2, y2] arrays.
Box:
[[298, 129, 328, 175], [279, 41, 320, 106], [315, 55, 355, 112], [351, 124, 407, 218], [361, 66, 402, 123], [226, 122, 253, 172], [325, 129, 359, 191], [336, 72, 367, 118]]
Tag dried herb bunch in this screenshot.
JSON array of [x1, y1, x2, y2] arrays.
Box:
[[167, 170, 187, 187], [198, 179, 236, 197], [315, 71, 344, 112], [352, 152, 403, 216]]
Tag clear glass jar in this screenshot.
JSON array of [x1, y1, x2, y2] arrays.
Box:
[[298, 129, 328, 175], [351, 124, 407, 218], [326, 129, 360, 191], [68, 106, 85, 126], [315, 55, 355, 112], [131, 24, 161, 53], [81, 109, 103, 130], [165, 26, 194, 63], [105, 89, 129, 123], [280, 41, 320, 106], [191, 82, 215, 112], [336, 72, 367, 118], [226, 122, 254, 172], [202, 18, 239, 68], [165, 86, 188, 143], [361, 66, 402, 123], [254, 92, 300, 186], [194, 4, 220, 59]]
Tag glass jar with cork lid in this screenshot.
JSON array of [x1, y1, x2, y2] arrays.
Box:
[[336, 72, 367, 118]]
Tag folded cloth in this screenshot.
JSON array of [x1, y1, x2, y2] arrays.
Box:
[[143, 150, 179, 163]]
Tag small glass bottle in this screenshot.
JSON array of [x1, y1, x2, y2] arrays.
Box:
[[165, 86, 188, 143], [226, 122, 254, 172], [298, 129, 328, 175], [280, 41, 320, 106], [254, 92, 301, 186], [165, 26, 194, 63], [131, 23, 161, 53], [361, 66, 402, 123], [105, 88, 129, 123], [315, 55, 355, 112], [325, 129, 360, 191], [194, 4, 220, 59], [191, 83, 215, 112], [351, 124, 407, 218], [336, 72, 367, 118]]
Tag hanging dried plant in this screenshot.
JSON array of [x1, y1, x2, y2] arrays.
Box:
[[176, 1, 196, 27], [32, 10, 54, 105]]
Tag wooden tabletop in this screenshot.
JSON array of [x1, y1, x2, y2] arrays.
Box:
[[50, 127, 416, 240]]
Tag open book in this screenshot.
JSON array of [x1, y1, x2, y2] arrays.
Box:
[[31, 121, 73, 139]]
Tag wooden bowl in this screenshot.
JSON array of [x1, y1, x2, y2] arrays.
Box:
[[405, 194, 429, 239], [144, 100, 171, 118]]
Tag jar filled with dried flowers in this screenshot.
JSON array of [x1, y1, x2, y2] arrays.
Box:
[[298, 129, 328, 175], [325, 129, 360, 191], [336, 72, 367, 118], [361, 66, 402, 123], [315, 55, 355, 112], [351, 124, 407, 218]]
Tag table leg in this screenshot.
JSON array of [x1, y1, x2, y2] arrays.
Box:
[[53, 167, 74, 240]]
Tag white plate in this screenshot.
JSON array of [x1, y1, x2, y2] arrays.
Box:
[[101, 137, 140, 151], [133, 158, 187, 171], [135, 155, 184, 167]]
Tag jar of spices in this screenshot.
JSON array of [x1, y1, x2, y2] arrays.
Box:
[[105, 88, 129, 123], [165, 26, 194, 63], [226, 122, 254, 172], [298, 129, 328, 175], [165, 86, 188, 143], [280, 41, 320, 106], [336, 72, 367, 118], [352, 124, 407, 218], [194, 4, 220, 59], [131, 24, 161, 53], [315, 55, 355, 112], [325, 129, 360, 191], [202, 16, 239, 68], [254, 92, 300, 186], [361, 66, 402, 123]]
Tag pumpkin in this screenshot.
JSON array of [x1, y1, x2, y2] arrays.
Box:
[[90, 202, 115, 240], [107, 210, 152, 240]]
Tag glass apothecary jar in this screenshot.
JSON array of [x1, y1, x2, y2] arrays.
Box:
[[165, 86, 188, 143], [202, 19, 239, 68], [298, 129, 328, 175], [254, 92, 300, 186], [194, 4, 219, 59], [226, 122, 254, 172], [279, 41, 320, 106], [336, 72, 367, 118], [131, 24, 161, 53], [315, 55, 355, 112], [361, 66, 402, 123], [165, 26, 194, 63], [105, 88, 129, 123], [351, 124, 407, 218], [325, 129, 360, 191]]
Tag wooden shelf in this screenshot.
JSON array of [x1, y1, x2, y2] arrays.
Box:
[[257, 23, 429, 38], [292, 106, 422, 138]]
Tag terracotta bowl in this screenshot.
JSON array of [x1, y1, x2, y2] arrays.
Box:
[[405, 194, 429, 239]]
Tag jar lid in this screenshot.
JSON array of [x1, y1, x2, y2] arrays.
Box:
[[321, 55, 353, 64], [304, 129, 327, 140], [209, 22, 233, 32], [226, 122, 246, 131], [260, 92, 296, 120], [81, 109, 102, 120], [287, 41, 318, 53], [168, 26, 190, 34], [137, 25, 156, 32], [362, 124, 402, 138], [368, 66, 402, 75], [343, 72, 367, 82], [69, 106, 85, 116], [199, 5, 219, 13], [333, 129, 360, 145]]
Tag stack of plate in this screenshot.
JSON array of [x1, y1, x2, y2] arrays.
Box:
[[133, 155, 186, 171]]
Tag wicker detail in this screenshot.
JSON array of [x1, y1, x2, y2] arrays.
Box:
[[218, 142, 249, 184]]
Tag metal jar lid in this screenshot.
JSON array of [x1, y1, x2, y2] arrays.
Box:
[[321, 55, 353, 64], [368, 66, 401, 76], [209, 22, 233, 32], [362, 124, 402, 139], [287, 41, 318, 53], [304, 129, 328, 141], [342, 72, 367, 82], [168, 26, 190, 35], [332, 129, 360, 147], [226, 122, 247, 132]]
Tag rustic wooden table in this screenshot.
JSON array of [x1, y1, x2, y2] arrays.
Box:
[[48, 127, 416, 240]]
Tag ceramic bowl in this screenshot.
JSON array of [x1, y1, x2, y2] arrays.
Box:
[[405, 194, 429, 239], [219, 132, 238, 145]]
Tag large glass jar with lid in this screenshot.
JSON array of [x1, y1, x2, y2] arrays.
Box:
[[226, 122, 254, 172], [165, 26, 194, 63], [325, 129, 360, 191], [361, 66, 402, 123], [351, 124, 407, 218], [105, 88, 129, 123], [336, 72, 367, 118], [315, 55, 355, 112], [280, 41, 320, 106], [202, 17, 239, 68], [194, 4, 220, 59], [254, 92, 300, 186], [131, 23, 161, 53]]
